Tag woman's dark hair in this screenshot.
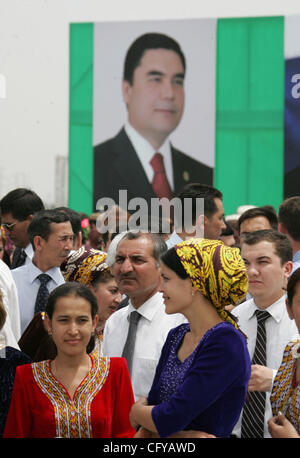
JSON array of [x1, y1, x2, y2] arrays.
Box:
[[46, 282, 98, 353], [160, 247, 189, 279], [90, 269, 114, 289], [287, 268, 300, 306]]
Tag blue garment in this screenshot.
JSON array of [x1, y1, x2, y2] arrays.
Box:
[[148, 322, 251, 438], [0, 346, 31, 437], [292, 250, 300, 274], [284, 57, 300, 175]]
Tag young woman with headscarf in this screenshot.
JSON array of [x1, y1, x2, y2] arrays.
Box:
[[130, 238, 251, 438]]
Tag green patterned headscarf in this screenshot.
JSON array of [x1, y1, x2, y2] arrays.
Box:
[[174, 238, 248, 328]]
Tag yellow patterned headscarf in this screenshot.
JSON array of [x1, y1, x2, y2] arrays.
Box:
[[174, 238, 248, 328], [61, 247, 109, 286]]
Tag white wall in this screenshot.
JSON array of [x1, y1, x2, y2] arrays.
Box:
[[1, 0, 300, 207]]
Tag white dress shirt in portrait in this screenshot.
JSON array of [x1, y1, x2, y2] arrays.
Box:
[[124, 122, 174, 190]]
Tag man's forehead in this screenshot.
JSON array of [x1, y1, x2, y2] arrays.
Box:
[[49, 221, 73, 235], [240, 216, 271, 232], [137, 48, 184, 73], [241, 240, 276, 258], [117, 235, 154, 255], [1, 212, 17, 222]]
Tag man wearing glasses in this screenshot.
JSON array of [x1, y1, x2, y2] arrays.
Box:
[[0, 188, 44, 269]]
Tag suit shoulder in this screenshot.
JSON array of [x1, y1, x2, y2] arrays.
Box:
[[94, 128, 126, 154], [172, 145, 212, 170], [94, 135, 117, 155]]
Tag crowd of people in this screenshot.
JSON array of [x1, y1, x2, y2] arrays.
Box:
[[1, 31, 300, 440], [0, 184, 300, 439]]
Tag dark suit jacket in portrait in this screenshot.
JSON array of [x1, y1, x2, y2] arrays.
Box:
[[93, 128, 213, 209]]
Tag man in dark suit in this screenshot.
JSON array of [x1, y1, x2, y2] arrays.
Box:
[[93, 33, 213, 209]]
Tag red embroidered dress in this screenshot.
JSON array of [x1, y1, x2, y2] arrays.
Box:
[[3, 353, 135, 438]]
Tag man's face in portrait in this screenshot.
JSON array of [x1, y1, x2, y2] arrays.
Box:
[[122, 48, 185, 150]]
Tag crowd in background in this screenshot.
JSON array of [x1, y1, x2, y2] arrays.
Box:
[[0, 185, 300, 439], [2, 30, 300, 441]]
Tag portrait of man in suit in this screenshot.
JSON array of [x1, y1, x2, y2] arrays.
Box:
[[93, 31, 213, 209]]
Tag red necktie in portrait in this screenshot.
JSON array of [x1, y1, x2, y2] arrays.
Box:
[[150, 152, 172, 200]]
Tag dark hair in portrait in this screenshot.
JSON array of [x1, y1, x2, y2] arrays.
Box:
[[123, 32, 186, 85]]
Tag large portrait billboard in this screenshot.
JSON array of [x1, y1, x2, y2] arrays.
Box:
[[92, 19, 216, 208]]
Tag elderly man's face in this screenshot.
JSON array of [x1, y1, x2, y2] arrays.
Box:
[[122, 48, 185, 150], [113, 235, 161, 308]]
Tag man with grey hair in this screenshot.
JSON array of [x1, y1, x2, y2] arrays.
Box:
[[102, 231, 185, 400]]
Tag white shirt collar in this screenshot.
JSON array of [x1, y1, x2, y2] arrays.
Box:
[[248, 294, 287, 324], [127, 291, 164, 323], [166, 230, 183, 248], [24, 243, 34, 260], [124, 122, 174, 188], [27, 260, 64, 285]]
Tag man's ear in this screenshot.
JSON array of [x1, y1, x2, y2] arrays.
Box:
[[122, 80, 132, 106], [195, 214, 205, 238], [33, 235, 44, 252], [284, 260, 293, 278]]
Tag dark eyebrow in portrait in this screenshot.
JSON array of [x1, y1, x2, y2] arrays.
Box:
[[147, 70, 184, 79]]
